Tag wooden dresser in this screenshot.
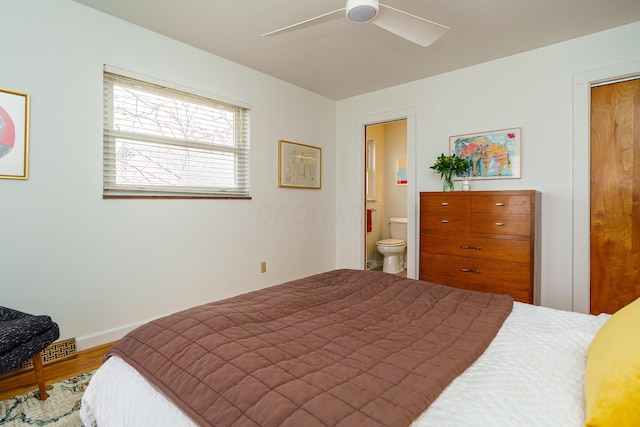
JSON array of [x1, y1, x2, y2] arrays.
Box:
[[419, 190, 541, 304]]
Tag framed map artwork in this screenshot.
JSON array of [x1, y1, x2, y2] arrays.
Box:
[[278, 140, 321, 189], [449, 128, 521, 180]]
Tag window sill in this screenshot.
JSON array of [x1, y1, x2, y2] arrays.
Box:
[[103, 195, 252, 200]]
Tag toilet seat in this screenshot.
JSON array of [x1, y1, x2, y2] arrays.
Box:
[[376, 238, 405, 246]]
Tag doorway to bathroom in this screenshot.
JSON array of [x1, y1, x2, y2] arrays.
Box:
[[364, 119, 408, 275]]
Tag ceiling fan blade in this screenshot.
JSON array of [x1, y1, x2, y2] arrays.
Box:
[[262, 8, 345, 37], [374, 4, 448, 47]]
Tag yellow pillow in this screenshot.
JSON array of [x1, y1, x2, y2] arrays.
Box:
[[584, 297, 640, 427]]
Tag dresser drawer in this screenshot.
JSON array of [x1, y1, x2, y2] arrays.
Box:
[[471, 214, 531, 236], [421, 212, 470, 233], [471, 195, 532, 214], [421, 194, 470, 212], [420, 254, 532, 303], [423, 276, 531, 304], [421, 234, 530, 263]]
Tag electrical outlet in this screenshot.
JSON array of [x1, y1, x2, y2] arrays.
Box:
[[260, 261, 267, 273]]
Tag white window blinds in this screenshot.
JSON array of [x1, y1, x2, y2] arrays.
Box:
[[103, 69, 250, 198]]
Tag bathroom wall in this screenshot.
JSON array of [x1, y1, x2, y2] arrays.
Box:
[[382, 120, 407, 237], [365, 124, 385, 268], [365, 120, 407, 268]]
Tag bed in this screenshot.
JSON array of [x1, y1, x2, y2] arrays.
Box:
[[79, 269, 639, 427]]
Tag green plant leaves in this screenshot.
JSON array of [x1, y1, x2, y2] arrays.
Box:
[[430, 153, 470, 178]]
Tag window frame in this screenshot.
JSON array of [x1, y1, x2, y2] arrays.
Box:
[[102, 66, 251, 199]]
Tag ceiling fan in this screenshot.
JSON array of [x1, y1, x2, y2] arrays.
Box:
[[262, 0, 449, 47]]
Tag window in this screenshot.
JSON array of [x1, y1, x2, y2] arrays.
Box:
[[103, 67, 250, 198]]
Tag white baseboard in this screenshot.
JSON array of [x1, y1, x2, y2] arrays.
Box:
[[75, 317, 157, 351]]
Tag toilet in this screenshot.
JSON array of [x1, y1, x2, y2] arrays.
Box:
[[376, 217, 407, 274]]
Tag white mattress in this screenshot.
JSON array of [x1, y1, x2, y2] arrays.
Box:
[[80, 302, 609, 427]]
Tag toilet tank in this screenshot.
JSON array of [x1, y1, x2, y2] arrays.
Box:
[[389, 217, 407, 240]]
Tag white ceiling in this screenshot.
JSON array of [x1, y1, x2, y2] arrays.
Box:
[[73, 0, 640, 100]]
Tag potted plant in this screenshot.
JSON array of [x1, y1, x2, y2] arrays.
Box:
[[430, 153, 470, 191]]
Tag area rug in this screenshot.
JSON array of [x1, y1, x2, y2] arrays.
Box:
[[0, 371, 94, 426]]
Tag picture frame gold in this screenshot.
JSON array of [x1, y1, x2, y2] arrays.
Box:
[[278, 140, 321, 189], [0, 88, 30, 180]]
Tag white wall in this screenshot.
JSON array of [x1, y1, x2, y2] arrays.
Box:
[[0, 0, 336, 349], [2, 2, 638, 351], [336, 22, 640, 312]]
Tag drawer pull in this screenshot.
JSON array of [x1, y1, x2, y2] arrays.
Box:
[[441, 202, 449, 206], [460, 245, 481, 250], [460, 268, 481, 273], [495, 222, 504, 226], [441, 219, 449, 223], [495, 202, 504, 206]]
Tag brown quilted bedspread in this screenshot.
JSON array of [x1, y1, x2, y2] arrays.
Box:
[[107, 269, 512, 427]]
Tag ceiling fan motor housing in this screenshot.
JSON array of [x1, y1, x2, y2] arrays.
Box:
[[346, 0, 379, 23]]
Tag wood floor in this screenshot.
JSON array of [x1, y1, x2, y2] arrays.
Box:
[[0, 342, 114, 400]]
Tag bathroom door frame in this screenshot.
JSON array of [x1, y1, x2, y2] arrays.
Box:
[[354, 107, 417, 279]]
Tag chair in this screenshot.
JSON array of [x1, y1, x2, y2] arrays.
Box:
[[0, 306, 60, 400]]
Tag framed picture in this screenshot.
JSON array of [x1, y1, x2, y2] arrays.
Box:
[[396, 158, 407, 186], [449, 128, 521, 180], [0, 88, 29, 179], [278, 140, 321, 189]]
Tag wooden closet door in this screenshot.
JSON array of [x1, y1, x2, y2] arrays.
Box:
[[590, 78, 640, 314]]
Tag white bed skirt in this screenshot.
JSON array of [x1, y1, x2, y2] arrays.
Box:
[[81, 302, 609, 427]]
